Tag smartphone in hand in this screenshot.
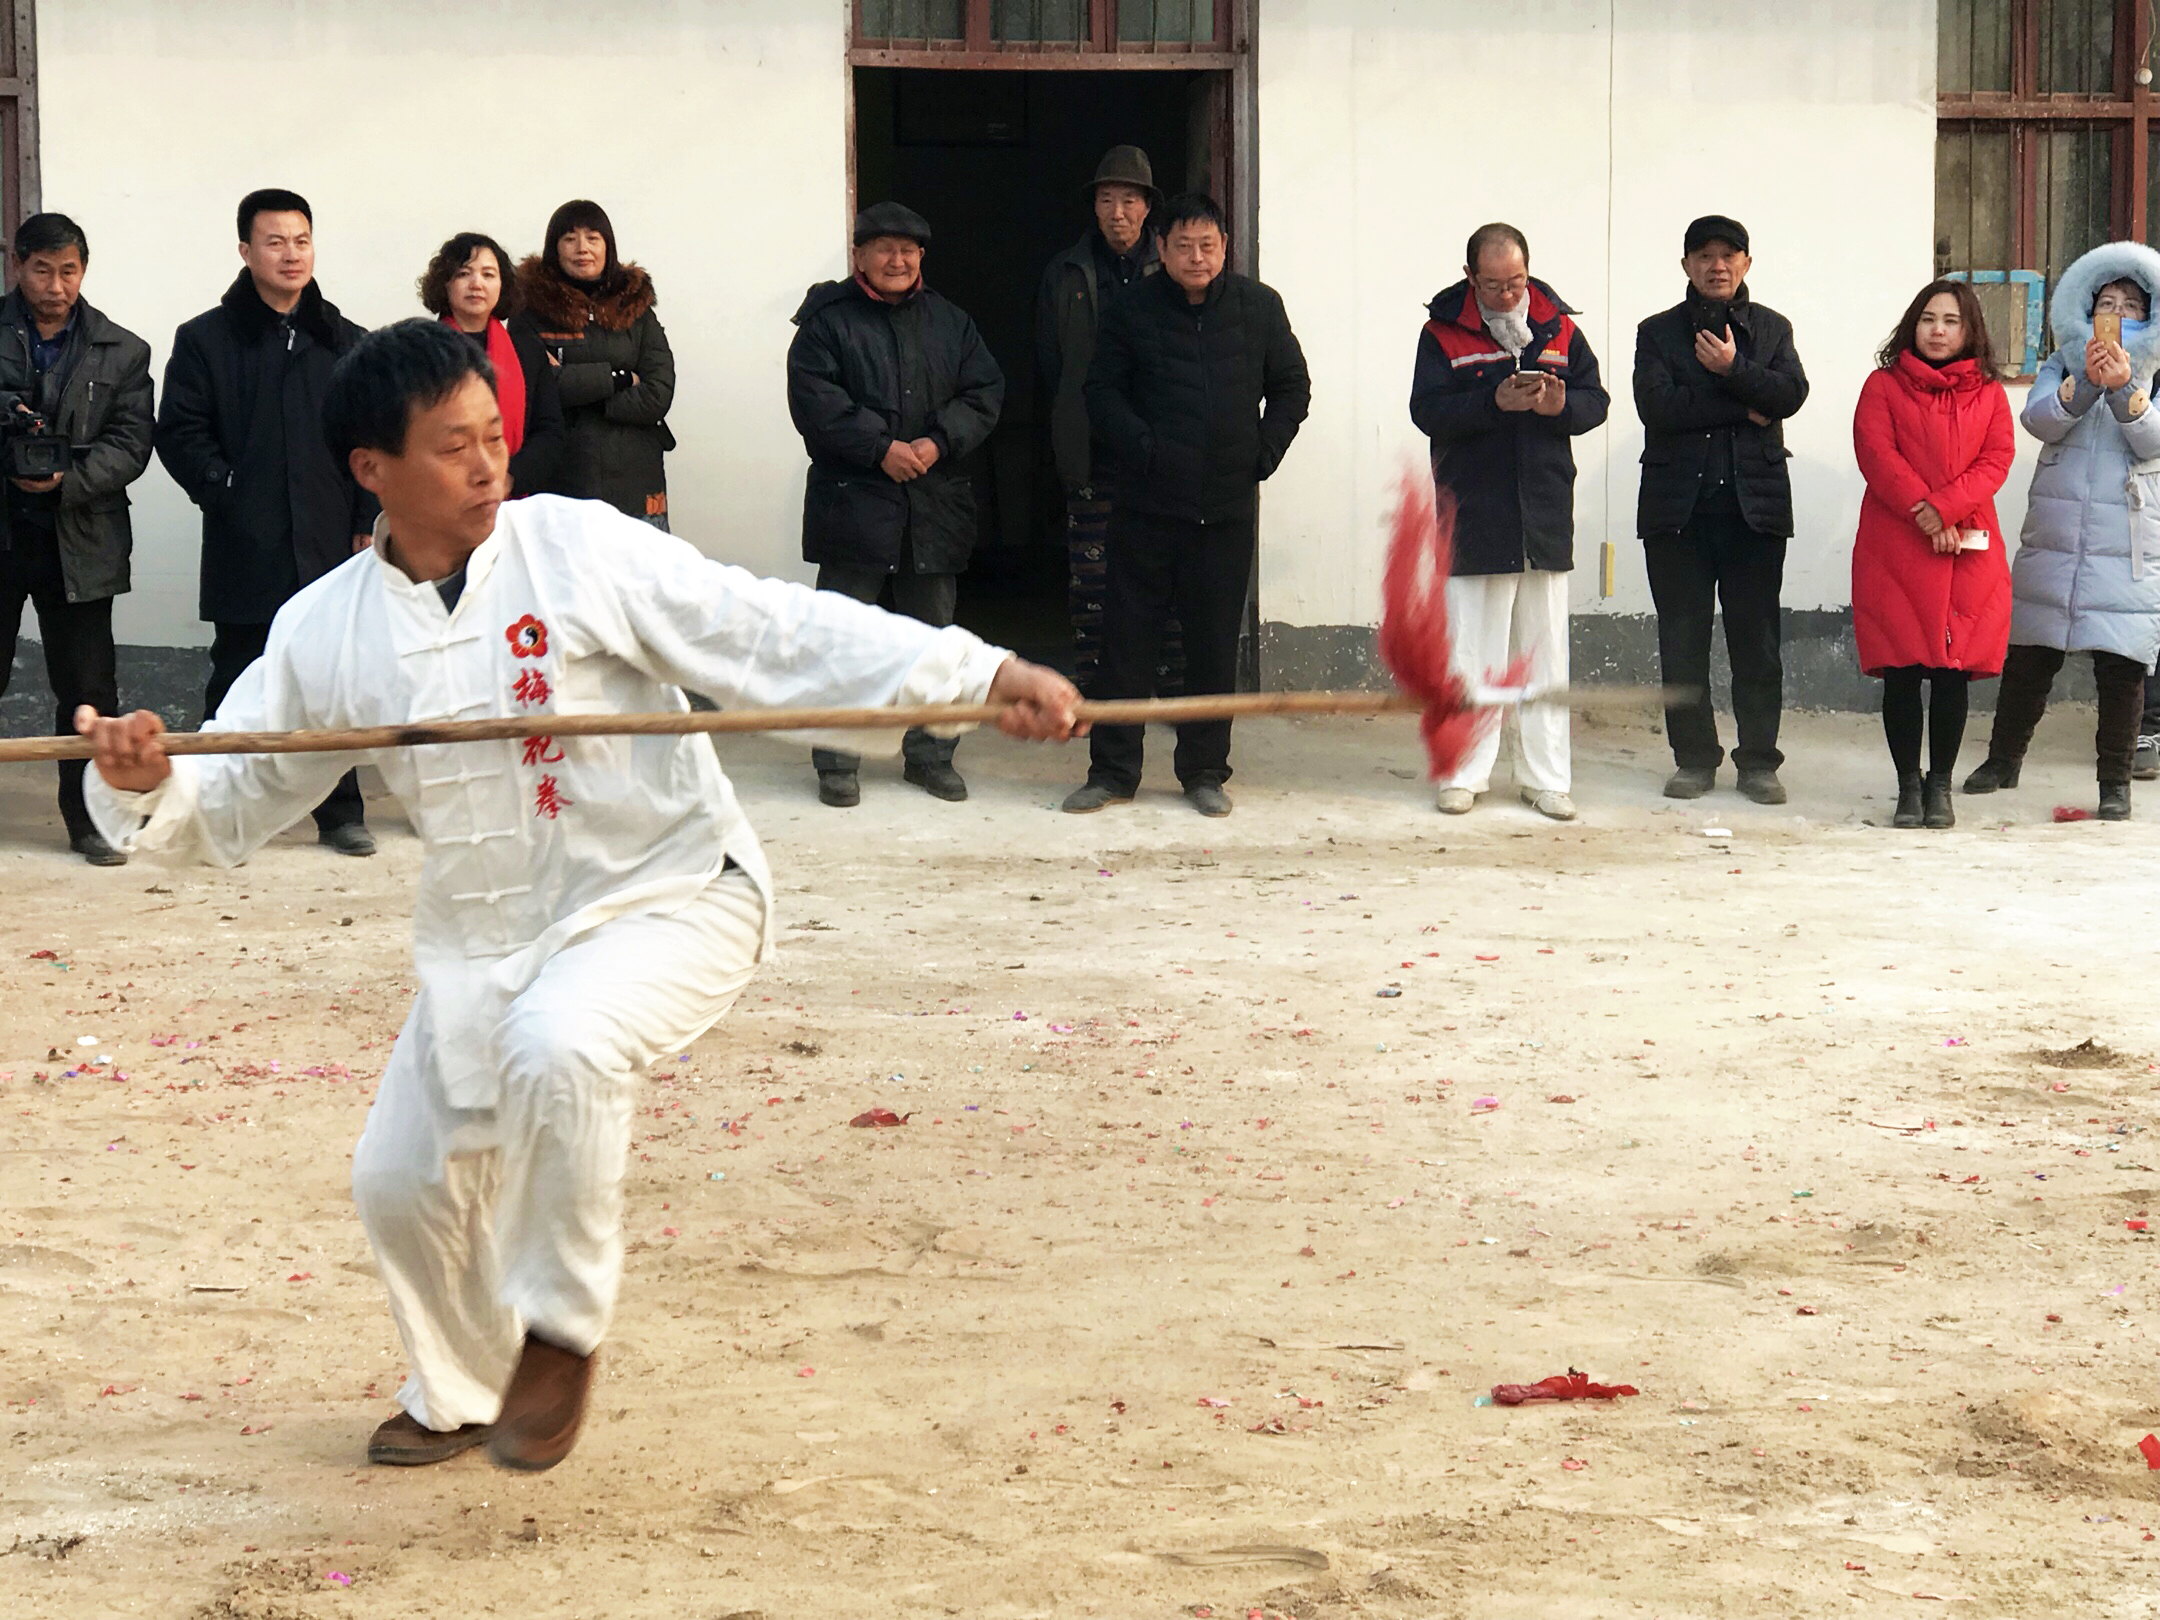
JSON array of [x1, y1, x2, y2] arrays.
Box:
[[2096, 311, 2123, 346]]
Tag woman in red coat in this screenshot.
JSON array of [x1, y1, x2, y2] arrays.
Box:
[[1851, 280, 2014, 829]]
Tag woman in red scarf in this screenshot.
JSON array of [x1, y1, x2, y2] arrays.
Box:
[[417, 232, 564, 498], [1850, 280, 2014, 829]]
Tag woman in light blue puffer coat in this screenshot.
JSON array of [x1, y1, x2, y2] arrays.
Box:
[[1965, 241, 2160, 819]]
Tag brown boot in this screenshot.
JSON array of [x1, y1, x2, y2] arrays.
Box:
[[367, 1410, 492, 1467], [486, 1333, 595, 1472]]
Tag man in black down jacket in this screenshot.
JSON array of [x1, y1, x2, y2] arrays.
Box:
[[787, 202, 1004, 809], [0, 212, 154, 865], [1633, 215, 1809, 804], [157, 188, 379, 854], [1036, 145, 1162, 688], [1063, 193, 1310, 818], [1410, 223, 1608, 823]]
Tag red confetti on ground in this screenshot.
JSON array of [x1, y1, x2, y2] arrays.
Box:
[[1378, 478, 1524, 780], [2139, 1433, 2160, 1469], [848, 1108, 909, 1128], [2053, 805, 2095, 822], [1489, 1369, 1640, 1405]]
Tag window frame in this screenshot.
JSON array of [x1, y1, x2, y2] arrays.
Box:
[[1937, 0, 2152, 374], [850, 0, 1242, 71]]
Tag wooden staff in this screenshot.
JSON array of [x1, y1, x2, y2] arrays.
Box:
[[0, 685, 1677, 764]]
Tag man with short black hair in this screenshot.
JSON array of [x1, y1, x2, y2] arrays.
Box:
[[0, 211, 154, 864], [787, 201, 1005, 808], [1411, 222, 1609, 822], [1064, 191, 1310, 818], [156, 188, 380, 855], [1633, 214, 1810, 803], [1037, 145, 1162, 688], [77, 318, 1080, 1474]]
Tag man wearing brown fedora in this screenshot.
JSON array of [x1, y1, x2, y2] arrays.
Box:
[[1036, 145, 1163, 691]]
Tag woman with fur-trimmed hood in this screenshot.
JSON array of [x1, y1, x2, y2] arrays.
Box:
[[1964, 240, 2160, 819], [507, 200, 676, 527]]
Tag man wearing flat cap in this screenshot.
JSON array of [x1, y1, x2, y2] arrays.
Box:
[[1037, 145, 1164, 689], [787, 202, 1006, 808], [1633, 214, 1810, 805]]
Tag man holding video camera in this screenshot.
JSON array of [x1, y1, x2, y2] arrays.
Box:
[[0, 211, 154, 864], [1410, 221, 1608, 823]]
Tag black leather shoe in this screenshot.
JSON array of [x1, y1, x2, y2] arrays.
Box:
[[1662, 766, 1715, 799], [1061, 783, 1132, 814], [1961, 757, 2020, 794], [903, 760, 968, 801], [1892, 771, 1925, 828], [319, 823, 376, 857], [2099, 781, 2132, 821], [1922, 771, 1955, 829], [817, 770, 860, 808], [1736, 768, 1787, 805], [1186, 782, 1232, 817], [70, 831, 126, 867]]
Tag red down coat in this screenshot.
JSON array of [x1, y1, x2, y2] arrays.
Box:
[[1850, 352, 2015, 676]]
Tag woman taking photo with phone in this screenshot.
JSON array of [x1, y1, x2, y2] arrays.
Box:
[[416, 231, 564, 498], [1849, 280, 2013, 828], [510, 200, 676, 527], [1961, 242, 2160, 819]]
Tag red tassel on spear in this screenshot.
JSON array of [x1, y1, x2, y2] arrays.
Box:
[[1377, 474, 1528, 781]]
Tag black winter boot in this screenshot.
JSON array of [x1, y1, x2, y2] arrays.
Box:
[[1922, 772, 1955, 829], [1892, 771, 1925, 828], [1961, 757, 2021, 794], [2098, 781, 2132, 821]]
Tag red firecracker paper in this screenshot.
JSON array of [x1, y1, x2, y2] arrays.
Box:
[[1490, 1368, 1641, 1406]]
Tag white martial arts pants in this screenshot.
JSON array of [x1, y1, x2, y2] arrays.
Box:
[[350, 868, 766, 1431], [1440, 569, 1571, 794]]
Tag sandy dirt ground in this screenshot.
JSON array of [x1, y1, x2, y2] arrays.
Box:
[[4, 703, 2160, 1620]]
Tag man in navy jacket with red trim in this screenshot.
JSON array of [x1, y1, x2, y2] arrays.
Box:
[[1410, 222, 1607, 821]]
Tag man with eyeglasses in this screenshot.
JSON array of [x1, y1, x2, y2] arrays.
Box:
[[1411, 222, 1609, 822]]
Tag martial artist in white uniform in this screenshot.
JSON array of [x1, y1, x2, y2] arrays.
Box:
[[78, 320, 1083, 1472]]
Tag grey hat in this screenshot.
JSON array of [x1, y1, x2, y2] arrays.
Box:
[[1086, 145, 1158, 204], [853, 201, 932, 247]]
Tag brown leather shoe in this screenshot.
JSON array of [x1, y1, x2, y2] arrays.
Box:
[[367, 1410, 492, 1466], [486, 1334, 595, 1472]]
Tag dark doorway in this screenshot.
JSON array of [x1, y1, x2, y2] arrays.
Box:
[[852, 66, 1226, 669]]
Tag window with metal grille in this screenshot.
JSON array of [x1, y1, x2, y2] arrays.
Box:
[[1935, 0, 2155, 374], [852, 0, 1234, 63]]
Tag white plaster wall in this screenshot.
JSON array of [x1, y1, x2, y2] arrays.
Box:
[[37, 0, 852, 648], [1256, 0, 1939, 633]]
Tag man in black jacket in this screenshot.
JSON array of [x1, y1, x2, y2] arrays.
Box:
[[1410, 223, 1608, 822], [1633, 215, 1810, 803], [0, 212, 154, 864], [1063, 193, 1310, 818], [1036, 145, 1161, 688], [787, 202, 1004, 808], [157, 188, 379, 854]]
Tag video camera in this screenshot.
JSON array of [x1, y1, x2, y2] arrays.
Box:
[[0, 399, 70, 480]]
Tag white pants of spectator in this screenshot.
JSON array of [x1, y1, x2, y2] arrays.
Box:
[[351, 868, 767, 1432], [1439, 569, 1571, 795]]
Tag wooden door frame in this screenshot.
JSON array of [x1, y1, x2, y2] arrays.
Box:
[[0, 0, 38, 263], [846, 0, 1256, 270]]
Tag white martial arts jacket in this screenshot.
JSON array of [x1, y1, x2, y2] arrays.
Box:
[[87, 496, 1010, 1107]]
